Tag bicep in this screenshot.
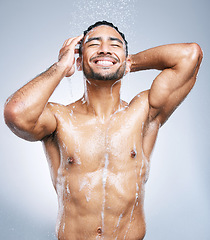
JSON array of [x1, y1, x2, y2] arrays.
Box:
[[148, 44, 202, 126], [155, 77, 196, 125], [31, 104, 57, 140], [149, 70, 196, 126], [11, 103, 57, 141]]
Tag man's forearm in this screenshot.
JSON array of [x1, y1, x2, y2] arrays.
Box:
[[130, 43, 196, 72], [4, 35, 83, 141], [129, 43, 202, 113], [4, 62, 66, 126]]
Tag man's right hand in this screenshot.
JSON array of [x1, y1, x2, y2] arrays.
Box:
[[58, 34, 84, 77]]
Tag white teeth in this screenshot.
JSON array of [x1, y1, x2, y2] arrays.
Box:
[[96, 60, 114, 66]]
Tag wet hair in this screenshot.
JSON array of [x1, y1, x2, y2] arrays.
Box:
[[79, 20, 128, 57]]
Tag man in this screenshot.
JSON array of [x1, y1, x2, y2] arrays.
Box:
[[4, 21, 202, 239]]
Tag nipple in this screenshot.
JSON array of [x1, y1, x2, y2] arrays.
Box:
[[97, 227, 102, 235], [131, 149, 137, 158], [67, 157, 74, 164]]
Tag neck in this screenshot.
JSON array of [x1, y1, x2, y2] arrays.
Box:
[[83, 78, 123, 122]]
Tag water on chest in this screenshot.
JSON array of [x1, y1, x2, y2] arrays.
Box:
[[55, 117, 149, 239], [60, 118, 144, 166]]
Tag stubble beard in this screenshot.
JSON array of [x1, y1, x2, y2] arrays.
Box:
[[83, 62, 126, 81]]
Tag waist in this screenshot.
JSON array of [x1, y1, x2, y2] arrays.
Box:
[[56, 208, 146, 240], [56, 168, 146, 239]]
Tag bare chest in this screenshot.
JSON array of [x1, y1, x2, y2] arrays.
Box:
[[55, 111, 145, 172]]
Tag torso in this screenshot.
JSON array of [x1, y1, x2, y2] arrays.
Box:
[[42, 91, 160, 240]]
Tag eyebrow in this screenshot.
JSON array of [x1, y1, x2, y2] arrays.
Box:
[[109, 37, 124, 45], [85, 37, 124, 45]]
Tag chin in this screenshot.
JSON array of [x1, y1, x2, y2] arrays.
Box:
[[84, 65, 125, 82], [89, 72, 123, 81]]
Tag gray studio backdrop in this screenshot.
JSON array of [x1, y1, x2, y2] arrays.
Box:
[[0, 0, 209, 239]]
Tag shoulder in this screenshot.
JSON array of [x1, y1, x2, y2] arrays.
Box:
[[129, 90, 150, 113], [47, 100, 84, 120], [46, 102, 71, 119], [130, 90, 149, 104], [47, 101, 78, 112], [120, 90, 151, 129], [47, 102, 65, 110]]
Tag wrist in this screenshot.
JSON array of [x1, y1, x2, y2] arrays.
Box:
[[54, 62, 69, 77], [129, 54, 135, 72], [129, 53, 143, 72]]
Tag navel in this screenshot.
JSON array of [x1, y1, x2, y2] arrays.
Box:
[[131, 149, 137, 158], [67, 157, 74, 164], [97, 227, 102, 235]]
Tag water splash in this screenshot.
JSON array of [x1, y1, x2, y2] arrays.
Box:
[[67, 78, 74, 100], [79, 176, 92, 202], [101, 152, 109, 233], [114, 211, 124, 240], [123, 143, 145, 239], [70, 0, 137, 40], [66, 184, 70, 195]]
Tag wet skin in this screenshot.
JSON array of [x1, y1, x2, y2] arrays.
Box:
[[42, 26, 159, 239], [43, 91, 158, 240], [4, 23, 202, 240]]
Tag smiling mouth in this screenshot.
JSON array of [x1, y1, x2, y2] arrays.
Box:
[[91, 56, 118, 67], [95, 60, 115, 67]]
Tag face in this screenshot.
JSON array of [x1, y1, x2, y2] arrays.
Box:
[[77, 25, 130, 82]]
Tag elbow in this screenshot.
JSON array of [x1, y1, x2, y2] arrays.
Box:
[[4, 99, 16, 126], [4, 102, 38, 141], [4, 101, 22, 130], [4, 100, 28, 133], [178, 43, 203, 77], [185, 43, 203, 64]]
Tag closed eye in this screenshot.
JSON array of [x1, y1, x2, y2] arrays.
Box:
[[89, 43, 100, 47], [111, 44, 121, 47]]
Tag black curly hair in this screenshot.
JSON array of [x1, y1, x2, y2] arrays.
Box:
[[79, 20, 128, 57]]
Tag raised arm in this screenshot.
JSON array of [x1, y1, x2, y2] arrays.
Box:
[[130, 43, 203, 126], [4, 35, 83, 141]]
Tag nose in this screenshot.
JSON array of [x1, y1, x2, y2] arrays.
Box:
[[97, 42, 111, 55]]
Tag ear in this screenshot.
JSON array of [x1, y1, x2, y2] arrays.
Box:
[[124, 55, 131, 76], [76, 57, 82, 71]]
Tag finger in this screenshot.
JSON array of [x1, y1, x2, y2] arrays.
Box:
[[63, 34, 83, 48], [77, 34, 84, 43], [62, 39, 68, 47], [68, 34, 84, 49], [66, 38, 75, 46], [68, 34, 83, 46], [62, 37, 76, 47]]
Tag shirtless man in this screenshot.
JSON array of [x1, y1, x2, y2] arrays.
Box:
[[4, 21, 203, 239]]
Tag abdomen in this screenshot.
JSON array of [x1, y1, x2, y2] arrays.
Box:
[[55, 159, 147, 240]]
